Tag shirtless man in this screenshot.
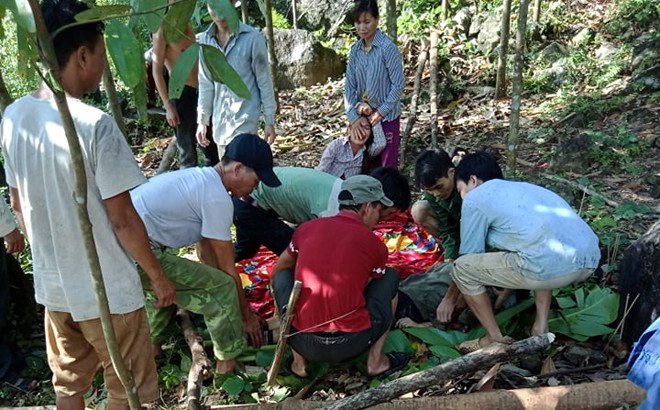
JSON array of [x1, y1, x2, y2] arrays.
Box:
[[152, 10, 218, 167]]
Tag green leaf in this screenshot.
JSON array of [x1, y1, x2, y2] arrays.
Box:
[[75, 5, 131, 22], [548, 287, 619, 341], [134, 0, 167, 33], [133, 77, 149, 121], [179, 352, 192, 373], [208, 0, 240, 35], [221, 375, 245, 396], [255, 346, 275, 367], [16, 24, 38, 83], [201, 44, 251, 100], [556, 296, 577, 309], [614, 201, 652, 220], [271, 386, 290, 402], [6, 0, 35, 33], [428, 345, 462, 359], [168, 43, 199, 99], [163, 0, 196, 43], [105, 20, 144, 88], [383, 329, 414, 355], [403, 327, 469, 347]]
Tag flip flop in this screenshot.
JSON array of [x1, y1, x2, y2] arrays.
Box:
[[456, 336, 515, 354], [284, 356, 307, 378], [372, 351, 409, 380]]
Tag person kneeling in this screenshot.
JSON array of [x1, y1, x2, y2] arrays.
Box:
[[271, 175, 408, 379]]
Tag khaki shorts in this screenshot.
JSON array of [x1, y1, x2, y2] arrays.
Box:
[[452, 252, 594, 295], [45, 307, 158, 407]]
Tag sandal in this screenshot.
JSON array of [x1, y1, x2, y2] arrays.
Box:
[[456, 336, 515, 354], [371, 351, 409, 380], [284, 356, 307, 378]]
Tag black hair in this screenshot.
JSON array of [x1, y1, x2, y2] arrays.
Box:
[[454, 151, 504, 184], [359, 119, 376, 175], [370, 167, 411, 211], [414, 149, 454, 188], [353, 0, 379, 22], [41, 0, 105, 69], [338, 201, 381, 212]]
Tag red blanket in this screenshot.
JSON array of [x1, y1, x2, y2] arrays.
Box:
[[237, 210, 444, 319]]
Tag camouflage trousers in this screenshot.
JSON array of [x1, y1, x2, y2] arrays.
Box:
[[139, 249, 247, 360]]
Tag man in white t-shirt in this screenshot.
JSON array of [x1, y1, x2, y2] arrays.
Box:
[[0, 1, 176, 408], [131, 133, 281, 374]]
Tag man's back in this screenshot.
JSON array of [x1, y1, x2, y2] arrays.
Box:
[[0, 95, 146, 320]]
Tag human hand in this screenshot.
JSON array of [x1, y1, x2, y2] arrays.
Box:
[[4, 229, 25, 254], [243, 310, 265, 348], [356, 102, 373, 116], [436, 298, 456, 324], [350, 119, 370, 142], [196, 124, 210, 147], [164, 104, 180, 128], [264, 124, 277, 144], [151, 275, 176, 308], [368, 110, 383, 126]]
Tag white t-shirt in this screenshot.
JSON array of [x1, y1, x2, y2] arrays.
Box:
[[0, 95, 147, 321], [0, 200, 17, 237], [130, 167, 233, 248]]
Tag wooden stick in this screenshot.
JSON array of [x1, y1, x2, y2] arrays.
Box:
[[400, 41, 429, 164], [176, 309, 212, 410], [267, 280, 303, 386], [542, 174, 621, 207], [429, 31, 439, 149]]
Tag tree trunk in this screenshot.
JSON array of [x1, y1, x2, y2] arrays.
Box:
[[400, 42, 429, 164], [322, 334, 555, 410], [533, 0, 542, 23], [241, 0, 249, 23], [505, 0, 530, 176], [157, 139, 178, 174], [495, 0, 512, 99], [291, 0, 298, 29], [0, 69, 13, 115], [386, 0, 397, 45], [27, 1, 141, 408], [102, 59, 128, 138], [429, 31, 439, 150], [264, 0, 280, 114], [442, 0, 450, 20], [176, 309, 212, 410]]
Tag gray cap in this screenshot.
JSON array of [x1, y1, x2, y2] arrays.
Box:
[[338, 175, 394, 207]]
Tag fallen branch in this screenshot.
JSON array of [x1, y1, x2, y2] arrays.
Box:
[[157, 138, 178, 174], [267, 280, 302, 386], [400, 41, 429, 163], [429, 31, 439, 149], [543, 174, 621, 207], [321, 333, 555, 410], [176, 309, 212, 410]]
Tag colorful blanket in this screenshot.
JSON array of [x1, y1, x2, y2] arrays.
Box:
[[237, 210, 445, 319]]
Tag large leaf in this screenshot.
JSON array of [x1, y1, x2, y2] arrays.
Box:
[[133, 77, 149, 121], [75, 5, 131, 22], [201, 44, 251, 100], [221, 375, 245, 396], [6, 0, 35, 33], [428, 345, 462, 359], [207, 0, 240, 35], [105, 20, 143, 88], [383, 329, 414, 355], [16, 24, 38, 84], [162, 0, 196, 44], [168, 42, 199, 99], [548, 286, 619, 341], [133, 0, 167, 33], [403, 327, 469, 347]]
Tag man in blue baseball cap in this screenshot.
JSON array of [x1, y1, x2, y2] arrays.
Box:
[[131, 133, 280, 374]]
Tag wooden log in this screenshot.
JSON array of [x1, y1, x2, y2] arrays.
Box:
[[429, 31, 439, 150], [267, 280, 303, 386], [321, 333, 555, 410], [157, 138, 178, 174], [176, 309, 212, 410], [542, 174, 621, 207], [400, 42, 429, 164]]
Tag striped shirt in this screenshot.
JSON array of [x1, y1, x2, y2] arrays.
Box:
[[316, 122, 386, 178], [344, 29, 405, 125], [197, 22, 276, 147]]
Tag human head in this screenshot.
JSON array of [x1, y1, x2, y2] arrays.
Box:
[[454, 151, 503, 198], [220, 133, 281, 196], [371, 167, 411, 214], [41, 0, 106, 94], [338, 175, 393, 228], [414, 149, 455, 201], [353, 0, 379, 42]]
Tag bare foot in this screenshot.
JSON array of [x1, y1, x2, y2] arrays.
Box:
[[216, 359, 237, 374], [395, 317, 433, 328], [290, 357, 308, 378], [366, 353, 390, 376], [530, 323, 549, 336]]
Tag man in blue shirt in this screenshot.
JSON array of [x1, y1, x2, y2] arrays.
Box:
[[452, 152, 601, 353]]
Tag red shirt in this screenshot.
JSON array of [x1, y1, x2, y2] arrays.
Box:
[[288, 211, 389, 333]]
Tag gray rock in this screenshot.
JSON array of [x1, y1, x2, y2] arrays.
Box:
[[272, 28, 346, 90], [571, 27, 594, 46], [295, 0, 353, 33], [475, 10, 502, 54], [453, 6, 474, 36], [549, 132, 593, 173], [595, 42, 619, 64], [631, 37, 660, 91], [538, 42, 568, 64], [563, 345, 608, 366]]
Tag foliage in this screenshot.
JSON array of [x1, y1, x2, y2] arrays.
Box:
[[603, 0, 660, 38], [548, 285, 619, 342]]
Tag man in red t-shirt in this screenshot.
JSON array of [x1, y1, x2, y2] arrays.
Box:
[[271, 175, 408, 379]]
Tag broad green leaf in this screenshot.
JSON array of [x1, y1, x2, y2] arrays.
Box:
[[549, 287, 619, 341], [179, 351, 192, 373], [556, 296, 577, 309], [105, 20, 143, 88], [16, 24, 38, 83], [575, 287, 585, 307], [201, 44, 251, 100], [383, 329, 414, 355], [168, 43, 199, 99], [163, 0, 196, 43], [221, 375, 245, 396], [402, 327, 469, 347], [271, 386, 290, 402], [428, 345, 462, 359], [0, 7, 7, 39], [134, 0, 167, 33], [75, 5, 131, 22], [207, 0, 240, 35], [133, 77, 149, 121], [255, 347, 275, 367], [6, 0, 35, 33]]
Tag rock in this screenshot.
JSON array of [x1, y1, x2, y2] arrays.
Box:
[[549, 132, 593, 173], [468, 9, 502, 54], [294, 0, 353, 33], [453, 6, 473, 36], [595, 42, 618, 64], [538, 42, 568, 64], [616, 220, 660, 347], [271, 28, 346, 90], [517, 354, 543, 374], [571, 27, 594, 46], [562, 345, 608, 366], [631, 36, 660, 91]]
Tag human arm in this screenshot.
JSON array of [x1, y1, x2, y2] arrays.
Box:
[[271, 246, 297, 285], [436, 281, 465, 323], [196, 237, 264, 348], [367, 122, 387, 156], [1, 194, 24, 254], [197, 37, 215, 137], [104, 192, 176, 308], [250, 32, 277, 141], [423, 191, 461, 260], [151, 27, 180, 128], [344, 45, 362, 125], [374, 39, 405, 121]]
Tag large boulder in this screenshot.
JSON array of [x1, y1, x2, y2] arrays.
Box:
[[294, 0, 353, 33], [272, 28, 346, 90], [631, 34, 660, 92], [469, 9, 502, 54]]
